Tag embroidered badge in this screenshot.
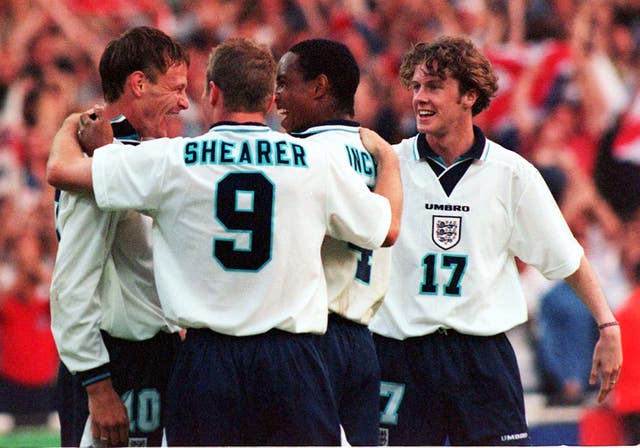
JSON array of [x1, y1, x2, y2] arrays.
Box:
[[432, 216, 461, 250]]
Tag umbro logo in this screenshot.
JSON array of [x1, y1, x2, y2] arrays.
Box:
[[425, 203, 470, 212], [500, 432, 528, 442]]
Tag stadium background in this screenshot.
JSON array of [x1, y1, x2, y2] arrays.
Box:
[[1, 0, 639, 445]]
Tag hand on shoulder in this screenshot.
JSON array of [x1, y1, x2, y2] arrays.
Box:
[[78, 105, 113, 156]]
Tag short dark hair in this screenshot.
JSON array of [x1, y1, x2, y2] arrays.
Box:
[[99, 26, 190, 103], [206, 38, 276, 114], [288, 39, 359, 117], [399, 35, 498, 116]]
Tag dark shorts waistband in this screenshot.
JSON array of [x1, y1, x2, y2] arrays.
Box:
[[328, 312, 367, 328], [186, 326, 315, 341], [100, 329, 180, 349]]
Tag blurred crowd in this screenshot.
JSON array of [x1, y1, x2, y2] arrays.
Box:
[[1, 0, 640, 443]]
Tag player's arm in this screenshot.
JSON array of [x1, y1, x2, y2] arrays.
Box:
[[47, 111, 102, 191], [359, 127, 402, 246], [513, 165, 622, 404], [51, 194, 129, 446], [564, 256, 622, 403], [86, 378, 129, 446], [325, 143, 394, 251]]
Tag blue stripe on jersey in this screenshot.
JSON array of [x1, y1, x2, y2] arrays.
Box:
[[80, 371, 111, 387], [208, 122, 270, 134], [482, 142, 491, 161], [117, 136, 140, 144], [54, 189, 61, 241]]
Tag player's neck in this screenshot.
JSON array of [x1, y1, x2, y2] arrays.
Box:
[[313, 102, 351, 124], [296, 114, 352, 132], [102, 102, 122, 121], [218, 111, 266, 125], [425, 124, 475, 166], [104, 101, 136, 128]]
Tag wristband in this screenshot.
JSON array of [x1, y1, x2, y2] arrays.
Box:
[[598, 321, 619, 330]]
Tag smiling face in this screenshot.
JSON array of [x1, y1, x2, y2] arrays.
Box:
[[410, 64, 476, 137], [275, 52, 317, 132], [138, 62, 190, 138]]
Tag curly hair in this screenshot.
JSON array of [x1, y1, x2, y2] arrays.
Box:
[[399, 35, 498, 116]]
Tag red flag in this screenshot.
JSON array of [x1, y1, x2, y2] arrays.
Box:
[[612, 87, 640, 164], [480, 45, 528, 133]]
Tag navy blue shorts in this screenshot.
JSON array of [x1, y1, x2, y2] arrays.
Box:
[[316, 314, 380, 446], [56, 362, 88, 447], [56, 331, 180, 447], [374, 330, 531, 446], [165, 328, 341, 446]]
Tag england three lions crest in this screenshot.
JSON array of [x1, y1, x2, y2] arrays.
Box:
[[432, 216, 461, 250]]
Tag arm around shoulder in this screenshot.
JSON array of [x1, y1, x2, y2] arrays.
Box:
[[46, 112, 94, 192], [359, 127, 402, 246]]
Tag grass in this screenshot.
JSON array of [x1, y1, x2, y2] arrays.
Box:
[[0, 426, 60, 448]]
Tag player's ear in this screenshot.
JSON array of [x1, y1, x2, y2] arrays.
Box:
[[313, 74, 329, 98], [462, 89, 478, 111], [208, 81, 220, 107], [128, 71, 146, 98]]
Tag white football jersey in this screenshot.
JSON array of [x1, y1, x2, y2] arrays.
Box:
[[50, 119, 179, 375], [369, 130, 584, 339], [292, 123, 391, 324], [92, 123, 391, 336]]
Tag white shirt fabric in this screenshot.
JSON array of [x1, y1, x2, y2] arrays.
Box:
[[369, 132, 584, 339], [50, 138, 179, 375], [92, 123, 391, 336], [292, 123, 391, 325]]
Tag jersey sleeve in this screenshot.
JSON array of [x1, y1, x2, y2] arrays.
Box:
[[509, 165, 584, 279], [92, 139, 175, 213], [323, 148, 391, 250], [50, 190, 114, 377]]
